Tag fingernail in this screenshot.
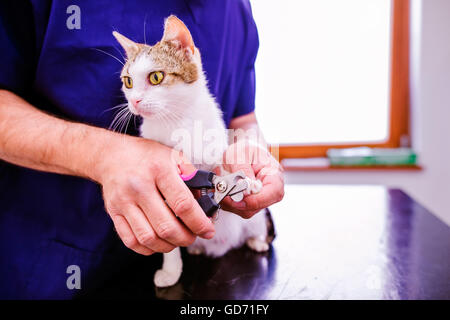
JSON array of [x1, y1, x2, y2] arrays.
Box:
[[203, 231, 215, 239]]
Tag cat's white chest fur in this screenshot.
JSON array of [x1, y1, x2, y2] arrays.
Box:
[[140, 97, 228, 171]]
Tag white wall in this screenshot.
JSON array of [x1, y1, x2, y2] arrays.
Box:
[[285, 0, 450, 226]]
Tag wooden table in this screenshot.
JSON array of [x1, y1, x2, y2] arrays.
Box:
[[85, 185, 450, 300]]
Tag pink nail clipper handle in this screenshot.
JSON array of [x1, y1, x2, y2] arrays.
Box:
[[180, 169, 198, 181], [180, 169, 219, 217]]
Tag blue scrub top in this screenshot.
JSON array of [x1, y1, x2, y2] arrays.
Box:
[[0, 0, 258, 299]]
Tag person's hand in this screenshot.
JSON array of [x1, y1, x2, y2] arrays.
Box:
[[95, 136, 215, 255], [218, 139, 284, 218]]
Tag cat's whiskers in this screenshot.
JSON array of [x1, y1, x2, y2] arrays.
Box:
[[101, 103, 128, 115], [110, 107, 131, 132], [110, 104, 128, 119], [143, 14, 148, 45], [157, 107, 183, 126], [165, 112, 183, 124], [141, 101, 174, 128], [92, 48, 124, 66], [118, 112, 132, 133], [169, 101, 197, 118], [120, 111, 133, 133], [123, 111, 134, 134], [167, 108, 188, 124], [133, 113, 138, 129], [112, 45, 126, 63], [115, 110, 127, 132], [109, 107, 128, 130], [111, 115, 127, 133], [157, 109, 181, 130], [155, 112, 172, 130]]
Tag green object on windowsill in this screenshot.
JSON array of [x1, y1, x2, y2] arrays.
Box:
[[327, 147, 417, 166]]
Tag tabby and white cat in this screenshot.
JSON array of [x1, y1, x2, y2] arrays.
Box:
[[113, 16, 270, 287]]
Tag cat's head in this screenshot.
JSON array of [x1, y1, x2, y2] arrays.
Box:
[[113, 16, 203, 119]]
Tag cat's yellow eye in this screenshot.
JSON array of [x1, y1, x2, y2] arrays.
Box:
[[122, 76, 133, 89], [149, 71, 164, 85]]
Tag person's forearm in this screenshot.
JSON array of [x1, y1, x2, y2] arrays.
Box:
[[0, 89, 124, 181], [229, 112, 268, 148], [0, 89, 216, 252]]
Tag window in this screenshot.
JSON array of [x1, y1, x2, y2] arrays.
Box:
[[251, 0, 410, 159]]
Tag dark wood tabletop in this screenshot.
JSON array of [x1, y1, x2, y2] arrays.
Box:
[[86, 185, 450, 300]]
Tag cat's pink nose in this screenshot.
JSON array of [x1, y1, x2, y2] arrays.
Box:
[[132, 99, 142, 107]]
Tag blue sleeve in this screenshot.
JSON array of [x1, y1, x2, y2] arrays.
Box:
[[232, 0, 259, 119], [0, 1, 36, 96]]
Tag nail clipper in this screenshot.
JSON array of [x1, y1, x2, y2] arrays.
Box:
[[180, 169, 249, 218]]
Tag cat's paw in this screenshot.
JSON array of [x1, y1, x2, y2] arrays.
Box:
[[246, 237, 269, 252], [245, 178, 263, 195], [187, 246, 204, 255], [154, 269, 181, 288]]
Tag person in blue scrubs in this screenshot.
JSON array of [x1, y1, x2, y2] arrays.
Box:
[[0, 0, 284, 299]]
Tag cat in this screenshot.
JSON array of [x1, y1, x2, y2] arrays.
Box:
[[113, 15, 271, 287]]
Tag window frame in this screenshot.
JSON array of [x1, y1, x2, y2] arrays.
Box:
[[273, 0, 410, 160]]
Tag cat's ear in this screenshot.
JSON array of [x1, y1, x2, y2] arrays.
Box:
[[161, 15, 195, 54], [112, 31, 140, 58]]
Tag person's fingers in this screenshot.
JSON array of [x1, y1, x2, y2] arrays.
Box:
[[155, 167, 215, 239], [136, 185, 196, 247], [178, 161, 197, 176], [219, 143, 284, 218], [243, 174, 284, 211], [220, 172, 284, 218], [227, 163, 256, 181], [123, 204, 176, 253], [253, 156, 283, 180], [222, 148, 257, 192], [219, 196, 259, 218], [222, 144, 257, 180], [213, 166, 221, 175], [111, 214, 154, 256]]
